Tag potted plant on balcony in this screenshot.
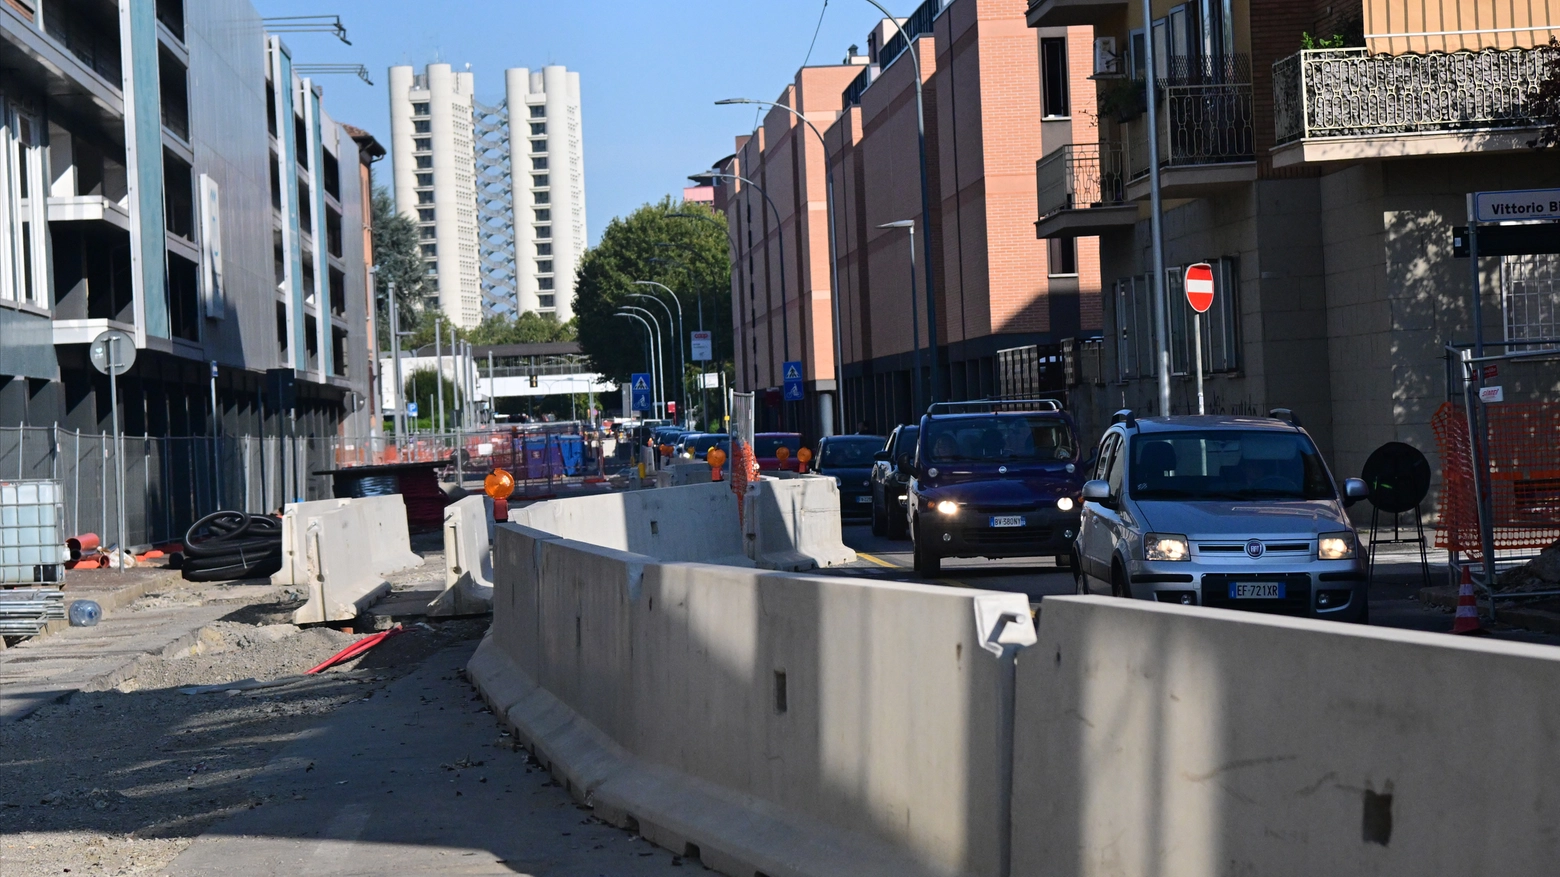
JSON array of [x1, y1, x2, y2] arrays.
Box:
[[1098, 78, 1146, 123]]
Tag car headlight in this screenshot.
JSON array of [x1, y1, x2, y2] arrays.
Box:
[[1145, 533, 1190, 562], [935, 500, 959, 515], [1056, 496, 1075, 512], [1318, 532, 1356, 560]]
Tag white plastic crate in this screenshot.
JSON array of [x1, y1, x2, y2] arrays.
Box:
[[0, 481, 67, 584]]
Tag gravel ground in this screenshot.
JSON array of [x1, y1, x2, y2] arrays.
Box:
[[0, 577, 488, 877]]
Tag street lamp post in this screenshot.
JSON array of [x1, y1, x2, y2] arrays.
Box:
[[858, 0, 941, 405], [1141, 0, 1172, 415], [631, 282, 686, 426], [621, 305, 667, 420], [716, 97, 845, 436], [615, 311, 662, 419], [879, 220, 922, 414], [699, 170, 791, 428], [669, 213, 741, 431]]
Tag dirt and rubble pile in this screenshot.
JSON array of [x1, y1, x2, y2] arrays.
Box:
[[1496, 538, 1560, 593]]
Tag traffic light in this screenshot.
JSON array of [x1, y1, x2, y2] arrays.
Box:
[[529, 374, 539, 388]]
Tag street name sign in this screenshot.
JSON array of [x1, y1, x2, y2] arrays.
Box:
[[1474, 189, 1560, 223]]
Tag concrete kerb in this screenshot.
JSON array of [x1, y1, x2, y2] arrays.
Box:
[[428, 495, 494, 617]]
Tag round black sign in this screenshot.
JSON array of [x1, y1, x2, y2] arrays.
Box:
[[1360, 442, 1431, 514]]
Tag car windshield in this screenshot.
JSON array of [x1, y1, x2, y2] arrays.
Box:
[[754, 435, 801, 457], [690, 434, 728, 454], [922, 416, 1076, 463], [821, 437, 883, 467], [1128, 430, 1335, 501]]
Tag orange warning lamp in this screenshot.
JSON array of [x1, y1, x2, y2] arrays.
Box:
[[484, 468, 514, 499], [775, 446, 790, 462], [659, 443, 673, 457], [796, 446, 813, 473], [707, 447, 727, 481]]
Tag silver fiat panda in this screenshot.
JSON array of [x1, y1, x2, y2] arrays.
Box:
[[1073, 410, 1370, 623]]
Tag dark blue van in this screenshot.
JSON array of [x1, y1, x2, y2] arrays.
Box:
[[906, 401, 1086, 576]]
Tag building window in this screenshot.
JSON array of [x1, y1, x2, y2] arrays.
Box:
[[414, 138, 431, 151], [277, 302, 289, 352], [532, 174, 549, 187], [536, 225, 551, 239], [539, 276, 554, 290], [531, 157, 548, 170], [417, 190, 434, 204], [416, 155, 432, 169], [539, 294, 555, 308], [297, 180, 311, 229], [1501, 254, 1560, 350], [537, 260, 553, 273], [536, 242, 552, 256], [1047, 237, 1077, 276], [163, 149, 195, 241], [413, 120, 430, 134], [534, 209, 550, 222], [419, 225, 435, 239], [533, 191, 550, 205], [421, 243, 438, 257], [530, 122, 546, 136], [418, 208, 435, 222], [530, 139, 546, 153], [1113, 257, 1241, 380], [322, 151, 340, 199], [413, 102, 430, 116], [529, 104, 544, 118], [416, 172, 433, 186], [155, 0, 184, 41], [159, 47, 189, 140], [1041, 38, 1069, 118]]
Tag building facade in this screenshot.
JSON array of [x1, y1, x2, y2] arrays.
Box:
[[0, 0, 374, 439], [1028, 0, 1560, 499], [388, 63, 586, 326], [717, 0, 1105, 437]]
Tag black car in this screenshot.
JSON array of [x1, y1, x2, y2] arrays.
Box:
[[906, 401, 1086, 576], [870, 424, 919, 539], [813, 435, 885, 518]]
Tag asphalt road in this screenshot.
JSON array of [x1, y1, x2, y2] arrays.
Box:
[[828, 519, 1560, 646]]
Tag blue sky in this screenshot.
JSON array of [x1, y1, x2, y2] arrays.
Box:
[[252, 0, 879, 246]]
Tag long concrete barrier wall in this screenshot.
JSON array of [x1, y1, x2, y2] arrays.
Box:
[[743, 476, 856, 571], [1010, 596, 1560, 876], [476, 519, 1035, 877], [510, 480, 746, 565]]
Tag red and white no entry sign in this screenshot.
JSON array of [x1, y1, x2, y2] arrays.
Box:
[[1184, 262, 1214, 313]]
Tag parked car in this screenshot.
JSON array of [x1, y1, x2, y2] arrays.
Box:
[[906, 401, 1086, 576], [754, 432, 803, 471], [813, 435, 885, 517], [676, 432, 731, 460], [871, 424, 919, 539], [1073, 410, 1370, 623]]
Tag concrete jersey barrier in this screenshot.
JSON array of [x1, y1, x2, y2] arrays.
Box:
[[1011, 596, 1560, 876], [280, 495, 422, 625], [743, 475, 856, 571], [654, 461, 715, 488], [474, 520, 1036, 877], [511, 480, 748, 565], [428, 494, 494, 617]]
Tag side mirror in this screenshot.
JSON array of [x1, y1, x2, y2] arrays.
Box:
[[1343, 477, 1369, 507], [897, 453, 916, 474], [873, 450, 890, 462], [1082, 480, 1111, 502]]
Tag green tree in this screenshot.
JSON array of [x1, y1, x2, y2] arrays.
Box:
[[468, 312, 578, 345], [574, 197, 733, 394], [401, 367, 458, 431], [371, 187, 430, 346]]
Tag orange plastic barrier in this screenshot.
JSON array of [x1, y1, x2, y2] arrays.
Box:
[[1432, 401, 1560, 555]]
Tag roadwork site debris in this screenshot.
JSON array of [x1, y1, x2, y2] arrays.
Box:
[[305, 623, 404, 674], [1497, 538, 1560, 593]]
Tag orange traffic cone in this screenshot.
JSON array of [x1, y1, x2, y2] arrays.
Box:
[[1451, 564, 1483, 634]]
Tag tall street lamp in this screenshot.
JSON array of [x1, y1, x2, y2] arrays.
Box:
[[698, 170, 791, 428], [669, 213, 741, 429], [879, 220, 922, 415], [615, 310, 663, 419], [857, 0, 941, 405], [716, 97, 844, 436], [630, 284, 685, 425], [1140, 0, 1172, 415]]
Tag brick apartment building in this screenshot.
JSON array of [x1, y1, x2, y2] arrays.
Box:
[[714, 0, 1106, 437], [1029, 0, 1560, 496]]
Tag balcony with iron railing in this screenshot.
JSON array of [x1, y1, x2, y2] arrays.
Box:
[[1271, 46, 1556, 167], [1115, 79, 1257, 200], [1024, 0, 1125, 28], [1034, 143, 1138, 239]]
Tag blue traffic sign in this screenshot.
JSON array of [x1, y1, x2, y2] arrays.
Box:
[[630, 372, 653, 412], [783, 360, 804, 402], [406, 402, 419, 417]]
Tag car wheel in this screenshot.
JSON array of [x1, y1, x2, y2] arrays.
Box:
[[1110, 562, 1131, 599], [870, 495, 887, 537], [912, 519, 941, 577], [1072, 550, 1088, 595]]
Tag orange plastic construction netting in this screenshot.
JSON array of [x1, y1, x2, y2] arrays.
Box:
[[730, 439, 758, 529], [1432, 401, 1560, 555]]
